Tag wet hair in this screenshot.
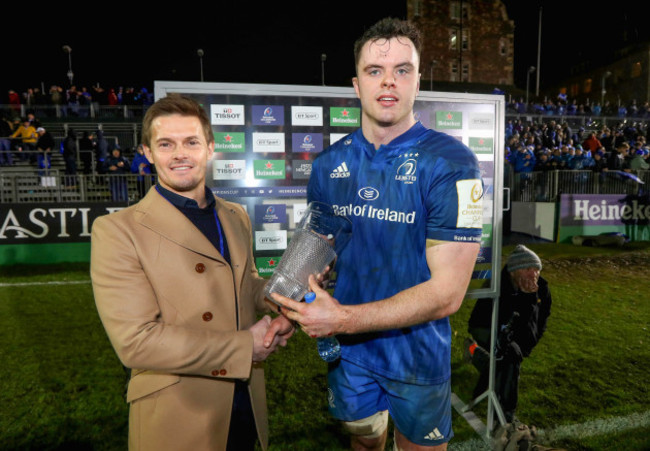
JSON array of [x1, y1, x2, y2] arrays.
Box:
[[141, 93, 213, 147], [353, 17, 422, 72]]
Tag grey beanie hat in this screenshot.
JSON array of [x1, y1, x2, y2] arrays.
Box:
[[507, 245, 542, 272]]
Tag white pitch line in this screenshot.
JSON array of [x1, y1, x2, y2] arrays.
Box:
[[449, 408, 650, 450], [536, 410, 650, 441], [0, 280, 91, 287]]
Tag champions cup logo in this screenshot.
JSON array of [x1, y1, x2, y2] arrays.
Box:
[[395, 159, 417, 184], [471, 183, 483, 202], [456, 179, 483, 229]]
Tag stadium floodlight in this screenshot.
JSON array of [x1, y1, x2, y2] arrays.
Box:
[[63, 45, 73, 85], [526, 66, 536, 108], [321, 54, 327, 86], [601, 71, 612, 106], [197, 49, 204, 82]]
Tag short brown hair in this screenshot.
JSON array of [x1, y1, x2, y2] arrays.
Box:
[[141, 93, 213, 147], [353, 17, 422, 72]]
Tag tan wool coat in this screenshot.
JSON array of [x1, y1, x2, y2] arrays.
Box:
[[91, 187, 270, 450]]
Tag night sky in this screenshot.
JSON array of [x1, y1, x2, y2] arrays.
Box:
[[3, 1, 647, 100]]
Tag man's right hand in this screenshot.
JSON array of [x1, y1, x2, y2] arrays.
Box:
[[249, 315, 293, 362]]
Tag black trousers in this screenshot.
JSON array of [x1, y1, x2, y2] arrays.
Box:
[[469, 327, 521, 423], [226, 380, 258, 451]]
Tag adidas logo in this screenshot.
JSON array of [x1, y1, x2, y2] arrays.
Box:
[[330, 162, 350, 178], [424, 428, 444, 441]]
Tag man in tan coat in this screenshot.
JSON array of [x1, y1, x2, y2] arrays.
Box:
[[91, 94, 294, 450]]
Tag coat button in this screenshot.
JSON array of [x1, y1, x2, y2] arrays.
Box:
[[195, 263, 206, 273], [211, 370, 219, 376], [202, 312, 213, 321], [220, 369, 227, 376]]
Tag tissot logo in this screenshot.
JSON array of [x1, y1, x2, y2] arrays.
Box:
[[358, 187, 379, 201], [213, 160, 246, 180], [210, 104, 244, 125]]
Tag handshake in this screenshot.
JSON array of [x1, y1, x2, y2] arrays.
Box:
[[249, 314, 295, 363]]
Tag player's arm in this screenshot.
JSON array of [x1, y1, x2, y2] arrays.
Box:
[[273, 239, 480, 337]]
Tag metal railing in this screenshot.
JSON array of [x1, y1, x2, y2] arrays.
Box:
[[2, 104, 149, 120], [0, 171, 156, 204], [510, 168, 650, 202]]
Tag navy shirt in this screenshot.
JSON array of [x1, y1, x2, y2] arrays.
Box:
[[155, 184, 230, 264]]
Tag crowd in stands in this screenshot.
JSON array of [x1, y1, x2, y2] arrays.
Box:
[[506, 95, 650, 119], [5, 86, 650, 185], [505, 117, 650, 175], [4, 84, 154, 118], [1, 107, 154, 201]]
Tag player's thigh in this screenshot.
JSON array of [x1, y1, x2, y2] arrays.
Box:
[[327, 359, 389, 422], [383, 377, 453, 448]]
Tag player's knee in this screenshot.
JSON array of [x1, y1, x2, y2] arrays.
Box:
[[343, 410, 389, 439]]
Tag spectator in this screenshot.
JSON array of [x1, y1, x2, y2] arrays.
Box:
[[10, 118, 38, 161], [629, 148, 649, 171], [107, 88, 118, 106], [582, 132, 603, 153], [106, 146, 130, 201], [465, 245, 552, 424], [49, 85, 64, 116], [62, 129, 78, 186], [66, 86, 80, 116], [592, 102, 602, 116], [26, 112, 41, 129], [592, 149, 609, 173], [533, 151, 554, 171], [608, 143, 631, 172], [512, 145, 536, 173], [95, 129, 109, 174], [35, 127, 55, 173], [559, 145, 575, 169], [599, 127, 614, 152], [130, 143, 154, 199], [568, 146, 594, 170], [549, 147, 564, 170], [0, 114, 13, 166], [8, 89, 21, 115], [79, 131, 95, 175]]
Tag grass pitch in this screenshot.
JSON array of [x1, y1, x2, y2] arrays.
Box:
[[0, 242, 649, 450]]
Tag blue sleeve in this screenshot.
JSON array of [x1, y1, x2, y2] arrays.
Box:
[[423, 149, 483, 243]]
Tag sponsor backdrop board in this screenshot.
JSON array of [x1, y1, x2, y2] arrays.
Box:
[[155, 81, 505, 298], [558, 193, 650, 242]]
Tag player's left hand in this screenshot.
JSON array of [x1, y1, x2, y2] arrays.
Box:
[[271, 275, 345, 338]]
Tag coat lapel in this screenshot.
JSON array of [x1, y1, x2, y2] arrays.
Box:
[[136, 188, 227, 264], [214, 196, 247, 293]]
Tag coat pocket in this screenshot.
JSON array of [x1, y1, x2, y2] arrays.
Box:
[[126, 371, 181, 403]]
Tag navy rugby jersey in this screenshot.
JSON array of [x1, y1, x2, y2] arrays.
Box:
[[307, 122, 483, 384]]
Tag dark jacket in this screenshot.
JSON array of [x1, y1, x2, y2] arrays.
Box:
[[469, 266, 551, 358]]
